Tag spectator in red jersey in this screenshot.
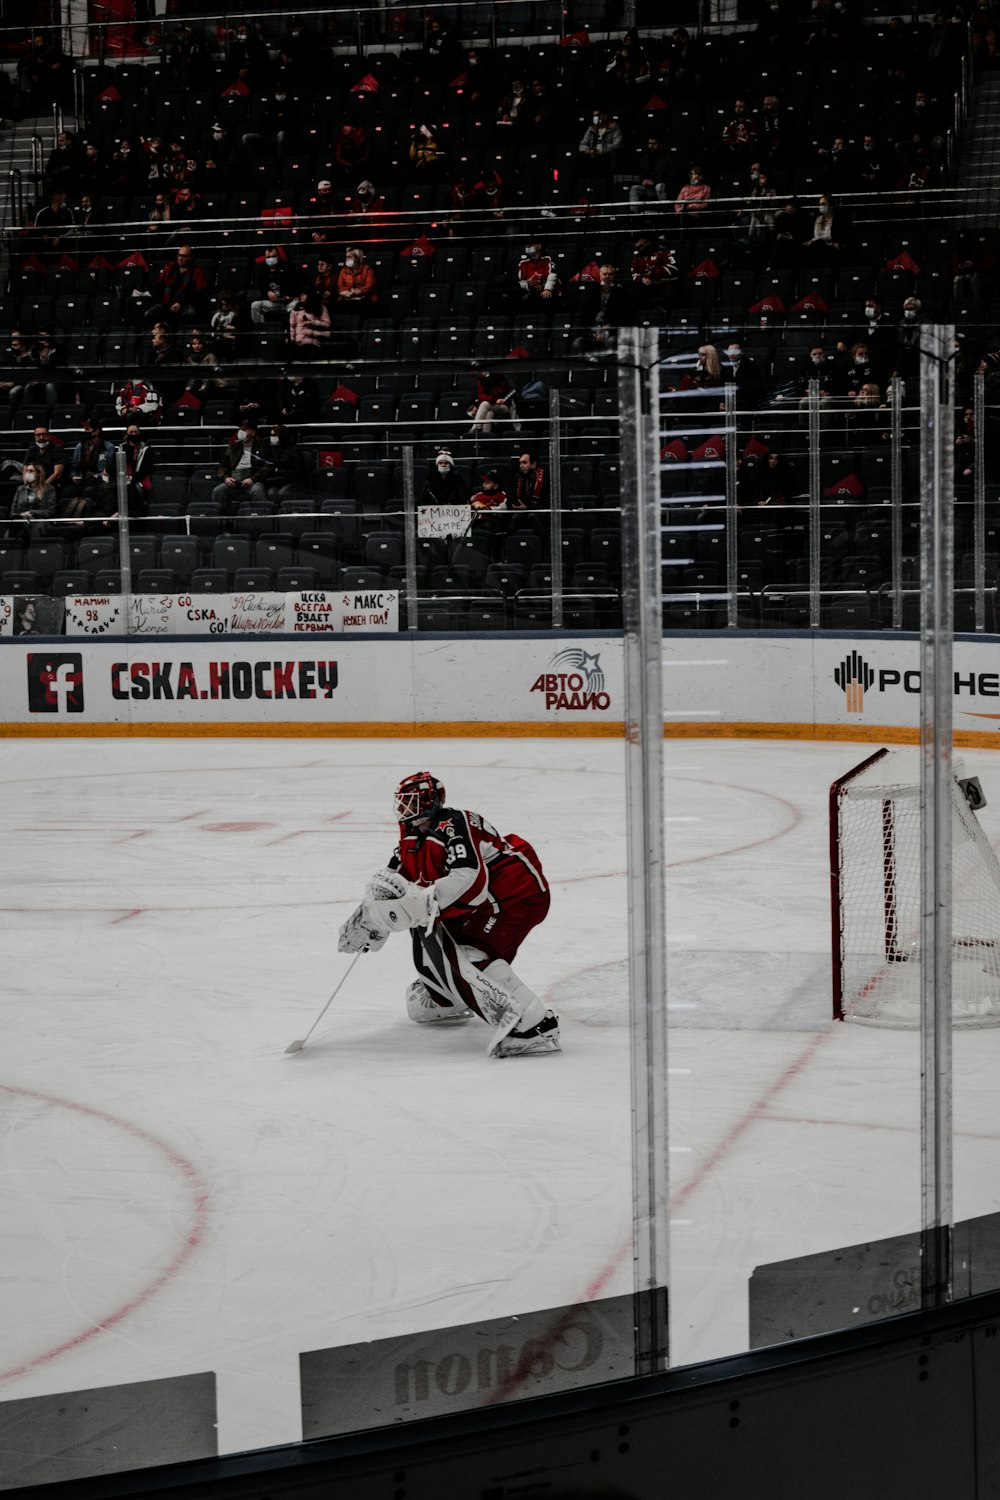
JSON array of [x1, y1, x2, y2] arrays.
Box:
[[333, 124, 371, 179], [470, 468, 509, 512], [516, 240, 560, 302], [630, 232, 678, 309]]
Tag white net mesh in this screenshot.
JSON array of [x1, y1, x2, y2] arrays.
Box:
[[833, 748, 1000, 1028]]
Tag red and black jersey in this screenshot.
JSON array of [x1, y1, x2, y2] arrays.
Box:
[[390, 807, 548, 922]]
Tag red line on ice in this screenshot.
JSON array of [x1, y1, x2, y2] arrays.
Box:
[[0, 1084, 210, 1385], [483, 1026, 836, 1406]]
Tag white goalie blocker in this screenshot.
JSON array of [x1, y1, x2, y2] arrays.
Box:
[[831, 747, 1000, 1027]]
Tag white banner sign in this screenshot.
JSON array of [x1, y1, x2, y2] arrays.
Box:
[[418, 505, 469, 539], [19, 591, 400, 638]]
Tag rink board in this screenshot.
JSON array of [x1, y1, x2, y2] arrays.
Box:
[[1, 633, 1000, 745]]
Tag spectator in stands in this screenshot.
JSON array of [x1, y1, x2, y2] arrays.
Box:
[[722, 341, 764, 407], [467, 371, 515, 434], [62, 418, 115, 521], [0, 332, 41, 410], [758, 95, 783, 163], [168, 185, 204, 242], [251, 247, 295, 327], [78, 139, 109, 199], [409, 123, 446, 174], [146, 323, 180, 392], [747, 449, 792, 507], [243, 87, 300, 154], [630, 233, 678, 310], [147, 191, 172, 235], [31, 189, 74, 261], [248, 424, 311, 504], [572, 263, 631, 358], [30, 330, 62, 408], [860, 298, 897, 378], [524, 78, 557, 140], [420, 449, 469, 506], [669, 28, 701, 94], [674, 164, 711, 221], [785, 343, 839, 407], [578, 110, 624, 174], [802, 193, 851, 262], [513, 451, 549, 514], [517, 241, 560, 302], [6, 461, 57, 540], [419, 15, 464, 96], [841, 341, 876, 398], [313, 256, 337, 308], [813, 134, 855, 190], [737, 167, 777, 261], [470, 468, 509, 514], [107, 138, 145, 195], [168, 20, 212, 91], [350, 181, 386, 220], [629, 134, 671, 208], [847, 383, 890, 440], [145, 243, 209, 326], [121, 424, 155, 516], [288, 289, 331, 354], [305, 179, 339, 243], [212, 420, 266, 507], [456, 46, 497, 112], [18, 33, 74, 116], [952, 230, 989, 307], [336, 247, 378, 310], [721, 98, 758, 161], [183, 331, 220, 400], [23, 425, 66, 490], [42, 129, 81, 195], [768, 195, 810, 270], [225, 19, 272, 91], [210, 289, 244, 355], [115, 379, 162, 427], [278, 373, 321, 426], [333, 124, 371, 180], [857, 133, 886, 193], [895, 296, 922, 383]]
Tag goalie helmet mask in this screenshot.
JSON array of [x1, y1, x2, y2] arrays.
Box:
[[395, 771, 445, 825]]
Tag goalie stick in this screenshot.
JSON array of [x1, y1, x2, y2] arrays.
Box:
[[284, 951, 364, 1054]]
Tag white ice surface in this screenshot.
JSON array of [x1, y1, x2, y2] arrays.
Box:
[[1, 736, 999, 1458]]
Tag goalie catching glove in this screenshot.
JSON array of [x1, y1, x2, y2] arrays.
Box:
[[338, 870, 438, 953]]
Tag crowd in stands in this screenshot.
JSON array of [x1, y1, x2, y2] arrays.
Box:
[[0, 1, 996, 630]]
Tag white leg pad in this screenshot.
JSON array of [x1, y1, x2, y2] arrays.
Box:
[[406, 980, 473, 1024], [479, 959, 553, 1058]]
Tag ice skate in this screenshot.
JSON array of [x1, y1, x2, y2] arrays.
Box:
[[405, 980, 473, 1024], [492, 1011, 561, 1058]]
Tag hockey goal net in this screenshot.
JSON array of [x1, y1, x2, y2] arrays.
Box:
[[830, 746, 1000, 1027]]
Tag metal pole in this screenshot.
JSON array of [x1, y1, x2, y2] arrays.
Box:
[[401, 443, 419, 632], [617, 326, 669, 1377], [808, 378, 821, 629], [116, 445, 133, 631], [919, 323, 955, 1310], [723, 383, 738, 629], [973, 368, 985, 632], [891, 375, 904, 631], [548, 386, 563, 630]]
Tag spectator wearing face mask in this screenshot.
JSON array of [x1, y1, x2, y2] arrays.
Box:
[[212, 420, 265, 507], [860, 297, 897, 379], [336, 247, 378, 308], [22, 424, 66, 489], [6, 461, 58, 539], [251, 247, 294, 327], [225, 20, 271, 90], [350, 180, 386, 218], [517, 241, 560, 301], [288, 289, 331, 353], [722, 341, 764, 408], [420, 449, 469, 506], [802, 192, 851, 263], [628, 134, 671, 208], [247, 424, 311, 504], [579, 110, 624, 173], [122, 424, 155, 514], [63, 418, 116, 521], [674, 165, 712, 221]]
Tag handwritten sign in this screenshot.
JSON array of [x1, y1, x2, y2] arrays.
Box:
[[418, 504, 469, 539], [230, 592, 288, 634], [63, 596, 124, 636], [339, 590, 398, 633]]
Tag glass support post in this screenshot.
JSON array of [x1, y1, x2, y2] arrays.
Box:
[[973, 369, 986, 632], [807, 379, 821, 629], [891, 376, 904, 631], [617, 327, 670, 1377], [724, 383, 738, 630], [919, 324, 955, 1309], [548, 387, 563, 630], [116, 444, 132, 624], [401, 444, 419, 632]]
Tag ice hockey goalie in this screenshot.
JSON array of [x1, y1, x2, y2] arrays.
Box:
[[338, 771, 561, 1059]]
